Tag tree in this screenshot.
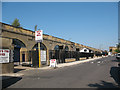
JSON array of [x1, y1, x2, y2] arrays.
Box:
[[12, 18, 20, 27], [114, 43, 120, 53], [115, 49, 120, 53]]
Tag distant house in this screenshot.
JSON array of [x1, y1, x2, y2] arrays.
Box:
[[79, 48, 93, 53], [109, 46, 117, 54]]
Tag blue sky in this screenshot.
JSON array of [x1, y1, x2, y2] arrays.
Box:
[[2, 2, 118, 50]]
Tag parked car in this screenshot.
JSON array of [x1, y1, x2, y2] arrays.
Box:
[[116, 53, 120, 59]]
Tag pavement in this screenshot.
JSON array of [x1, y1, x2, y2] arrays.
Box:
[[1, 56, 108, 81], [57, 56, 105, 68]]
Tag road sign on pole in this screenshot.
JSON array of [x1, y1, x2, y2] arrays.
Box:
[[35, 30, 43, 42], [35, 30, 43, 68]]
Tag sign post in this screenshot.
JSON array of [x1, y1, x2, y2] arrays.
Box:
[[38, 42, 41, 68], [35, 30, 43, 68]]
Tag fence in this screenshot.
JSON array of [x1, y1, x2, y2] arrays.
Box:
[[49, 50, 97, 64], [18, 50, 104, 67]]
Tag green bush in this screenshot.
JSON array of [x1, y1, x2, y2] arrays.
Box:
[[115, 49, 120, 53]]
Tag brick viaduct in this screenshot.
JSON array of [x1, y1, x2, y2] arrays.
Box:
[[0, 22, 102, 69]]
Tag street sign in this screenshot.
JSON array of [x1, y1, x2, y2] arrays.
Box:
[[49, 59, 57, 68], [0, 49, 9, 63], [35, 30, 43, 42]]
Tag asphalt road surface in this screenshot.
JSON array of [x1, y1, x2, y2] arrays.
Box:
[[3, 56, 120, 88]]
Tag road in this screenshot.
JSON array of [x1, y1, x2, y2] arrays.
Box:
[[3, 56, 120, 88]]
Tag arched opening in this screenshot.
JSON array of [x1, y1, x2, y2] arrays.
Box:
[[54, 45, 59, 50], [12, 39, 26, 65], [65, 46, 69, 51], [31, 42, 47, 67], [32, 42, 47, 50], [53, 45, 64, 63], [53, 45, 60, 63], [13, 39, 26, 48]]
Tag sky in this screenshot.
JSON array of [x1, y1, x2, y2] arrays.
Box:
[[2, 2, 118, 50]]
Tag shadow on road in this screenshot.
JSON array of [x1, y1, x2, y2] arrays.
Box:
[[88, 80, 118, 88], [88, 66, 120, 88], [2, 76, 22, 89], [110, 67, 120, 85], [14, 68, 25, 73], [112, 59, 120, 63]]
